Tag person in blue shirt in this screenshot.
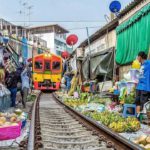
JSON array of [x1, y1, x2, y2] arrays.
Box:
[[135, 51, 150, 113]]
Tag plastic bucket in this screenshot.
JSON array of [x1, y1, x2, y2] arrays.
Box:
[[118, 82, 127, 90], [129, 69, 140, 83], [126, 82, 136, 94]]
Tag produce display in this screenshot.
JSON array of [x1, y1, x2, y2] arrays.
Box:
[[27, 94, 37, 102], [133, 135, 150, 150], [119, 87, 135, 104], [56, 90, 150, 150], [0, 109, 26, 128], [0, 113, 19, 127], [64, 93, 111, 109], [83, 111, 141, 133]]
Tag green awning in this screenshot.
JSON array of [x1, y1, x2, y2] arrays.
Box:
[[116, 3, 150, 65]]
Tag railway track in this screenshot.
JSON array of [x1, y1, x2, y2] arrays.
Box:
[[27, 93, 143, 150]]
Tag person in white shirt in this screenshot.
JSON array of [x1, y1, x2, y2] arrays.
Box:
[[21, 64, 30, 108]]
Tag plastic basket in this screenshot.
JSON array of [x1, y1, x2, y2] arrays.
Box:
[[129, 69, 140, 83], [118, 82, 127, 90], [0, 122, 21, 141]]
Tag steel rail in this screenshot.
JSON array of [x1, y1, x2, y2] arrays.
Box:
[[27, 92, 41, 150], [53, 93, 144, 150]]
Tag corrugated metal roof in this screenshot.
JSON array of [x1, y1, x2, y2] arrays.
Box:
[[119, 0, 143, 17]]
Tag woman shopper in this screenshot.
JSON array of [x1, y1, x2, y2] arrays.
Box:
[[5, 69, 19, 107]]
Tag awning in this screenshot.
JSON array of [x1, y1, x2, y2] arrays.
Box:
[[116, 3, 150, 65], [82, 47, 114, 81]]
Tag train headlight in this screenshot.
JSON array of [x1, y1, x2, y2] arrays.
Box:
[[44, 54, 48, 57]]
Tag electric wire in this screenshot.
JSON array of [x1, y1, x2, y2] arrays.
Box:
[[10, 20, 106, 23]]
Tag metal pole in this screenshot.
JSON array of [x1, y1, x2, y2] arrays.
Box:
[[71, 43, 73, 53], [0, 19, 3, 30], [86, 27, 91, 56], [86, 27, 91, 79]]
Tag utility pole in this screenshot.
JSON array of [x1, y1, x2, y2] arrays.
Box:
[[27, 5, 33, 27], [86, 27, 91, 79]]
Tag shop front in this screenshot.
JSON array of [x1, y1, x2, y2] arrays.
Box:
[[112, 2, 150, 128], [82, 47, 114, 92], [116, 3, 150, 66]]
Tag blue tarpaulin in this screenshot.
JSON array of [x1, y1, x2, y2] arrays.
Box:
[[21, 37, 28, 62]]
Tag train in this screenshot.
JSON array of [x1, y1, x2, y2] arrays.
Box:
[[32, 53, 62, 90]]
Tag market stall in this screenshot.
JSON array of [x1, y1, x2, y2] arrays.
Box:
[[0, 34, 40, 149], [0, 91, 39, 148], [56, 64, 150, 149], [81, 47, 114, 93]]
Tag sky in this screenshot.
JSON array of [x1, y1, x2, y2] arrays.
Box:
[[0, 0, 133, 45]]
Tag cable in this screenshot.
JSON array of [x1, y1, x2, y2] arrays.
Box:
[[10, 20, 106, 23], [68, 26, 102, 31]]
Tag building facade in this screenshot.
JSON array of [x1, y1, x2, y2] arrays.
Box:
[[84, 29, 116, 56], [28, 24, 69, 56], [78, 19, 118, 57]]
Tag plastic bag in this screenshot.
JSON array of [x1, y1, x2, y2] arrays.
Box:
[[0, 84, 4, 97]]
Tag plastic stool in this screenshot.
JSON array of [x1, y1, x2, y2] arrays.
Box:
[[122, 104, 137, 118]]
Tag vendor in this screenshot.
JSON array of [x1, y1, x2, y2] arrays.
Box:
[[0, 64, 5, 84], [135, 51, 150, 114], [5, 69, 20, 107]]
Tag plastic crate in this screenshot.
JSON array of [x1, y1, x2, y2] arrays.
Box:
[[0, 122, 21, 141]]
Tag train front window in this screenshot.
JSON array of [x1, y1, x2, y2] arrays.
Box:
[[52, 61, 60, 70], [35, 61, 43, 70], [45, 61, 50, 71]]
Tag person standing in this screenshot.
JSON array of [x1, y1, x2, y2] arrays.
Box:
[[16, 63, 24, 103], [64, 72, 72, 93], [5, 70, 19, 107], [21, 64, 30, 108], [135, 51, 150, 114]]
